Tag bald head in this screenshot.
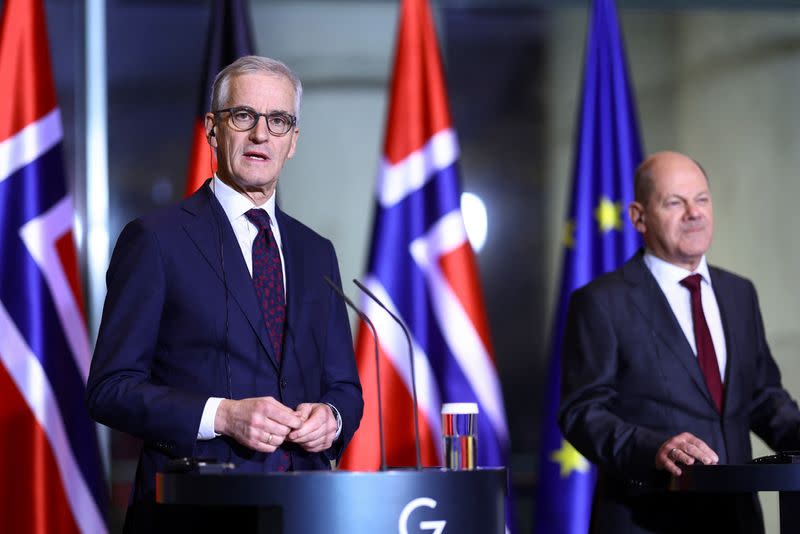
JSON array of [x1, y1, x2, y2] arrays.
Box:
[[634, 151, 709, 205]]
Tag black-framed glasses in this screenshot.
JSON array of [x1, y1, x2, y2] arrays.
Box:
[[213, 106, 297, 136]]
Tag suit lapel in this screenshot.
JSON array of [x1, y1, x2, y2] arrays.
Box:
[[710, 267, 737, 416], [624, 253, 717, 409], [181, 183, 279, 368], [276, 207, 303, 334]]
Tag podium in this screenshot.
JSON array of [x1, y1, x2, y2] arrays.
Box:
[[156, 467, 507, 533], [671, 464, 800, 533]]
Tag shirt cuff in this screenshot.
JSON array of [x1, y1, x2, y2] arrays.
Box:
[[197, 397, 224, 440], [325, 402, 343, 440]]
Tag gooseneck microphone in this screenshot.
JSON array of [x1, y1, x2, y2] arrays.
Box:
[[323, 275, 387, 471], [208, 180, 233, 463], [353, 278, 422, 470], [208, 180, 232, 402]]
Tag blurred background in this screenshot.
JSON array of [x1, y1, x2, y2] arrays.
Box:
[[33, 0, 800, 531]]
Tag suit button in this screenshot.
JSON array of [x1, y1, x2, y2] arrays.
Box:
[[280, 378, 287, 389]]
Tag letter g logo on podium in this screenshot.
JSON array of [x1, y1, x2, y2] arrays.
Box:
[[399, 497, 447, 534]]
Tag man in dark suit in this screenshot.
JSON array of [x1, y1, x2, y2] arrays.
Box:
[[559, 151, 800, 534], [86, 56, 363, 530]]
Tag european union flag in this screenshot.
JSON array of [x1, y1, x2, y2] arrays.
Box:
[[534, 0, 643, 532]]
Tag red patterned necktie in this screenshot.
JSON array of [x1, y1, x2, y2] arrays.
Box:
[[245, 208, 291, 471], [245, 209, 286, 362], [680, 274, 724, 412]]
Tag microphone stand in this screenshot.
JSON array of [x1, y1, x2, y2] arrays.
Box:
[[323, 276, 387, 471], [353, 278, 422, 470]]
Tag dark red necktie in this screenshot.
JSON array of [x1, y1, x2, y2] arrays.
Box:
[[680, 274, 724, 412], [245, 209, 285, 362], [245, 208, 291, 471]]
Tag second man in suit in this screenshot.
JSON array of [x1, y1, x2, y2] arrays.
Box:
[[559, 150, 800, 534]]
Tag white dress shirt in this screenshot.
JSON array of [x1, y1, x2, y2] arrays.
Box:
[[643, 251, 727, 382], [214, 175, 286, 286], [197, 177, 341, 441]]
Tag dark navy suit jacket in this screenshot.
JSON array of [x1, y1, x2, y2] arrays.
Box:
[[559, 251, 800, 534], [86, 182, 363, 504]]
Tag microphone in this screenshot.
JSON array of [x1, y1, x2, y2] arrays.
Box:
[[353, 278, 421, 470], [208, 180, 233, 463], [323, 275, 387, 471], [209, 180, 232, 401]]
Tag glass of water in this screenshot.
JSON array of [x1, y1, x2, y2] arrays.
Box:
[[441, 402, 478, 470]]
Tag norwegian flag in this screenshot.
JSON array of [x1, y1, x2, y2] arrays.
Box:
[[0, 0, 107, 532], [184, 0, 253, 196], [341, 0, 511, 506]]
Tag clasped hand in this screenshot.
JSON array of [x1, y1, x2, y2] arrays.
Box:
[[215, 397, 337, 453]]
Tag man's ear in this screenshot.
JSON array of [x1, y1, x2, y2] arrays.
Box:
[[286, 128, 300, 160], [628, 202, 646, 233], [204, 114, 217, 148]]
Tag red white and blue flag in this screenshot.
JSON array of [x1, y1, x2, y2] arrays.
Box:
[[0, 0, 107, 532], [341, 0, 510, 499]]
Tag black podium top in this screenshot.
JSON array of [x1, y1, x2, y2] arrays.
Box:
[[671, 463, 800, 493], [157, 467, 507, 534]]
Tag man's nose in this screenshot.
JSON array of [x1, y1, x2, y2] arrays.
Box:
[[685, 201, 702, 218], [249, 116, 271, 142]]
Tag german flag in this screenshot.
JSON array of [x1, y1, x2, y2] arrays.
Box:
[[184, 0, 254, 196]]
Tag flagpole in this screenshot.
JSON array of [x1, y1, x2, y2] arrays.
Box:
[[85, 0, 110, 478], [85, 0, 108, 343]]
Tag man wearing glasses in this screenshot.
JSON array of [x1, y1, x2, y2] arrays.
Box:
[[86, 56, 363, 531]]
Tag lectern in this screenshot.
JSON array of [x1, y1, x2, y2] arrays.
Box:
[[671, 463, 800, 534], [156, 467, 507, 533]]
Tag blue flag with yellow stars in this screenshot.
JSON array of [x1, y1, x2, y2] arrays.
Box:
[[534, 0, 643, 532]]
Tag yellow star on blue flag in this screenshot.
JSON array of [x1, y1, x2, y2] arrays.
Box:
[[563, 220, 576, 248], [550, 439, 591, 478], [594, 196, 623, 233]]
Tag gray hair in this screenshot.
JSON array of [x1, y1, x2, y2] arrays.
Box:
[[210, 55, 303, 122]]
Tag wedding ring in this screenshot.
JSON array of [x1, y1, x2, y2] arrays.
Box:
[[669, 447, 678, 460], [267, 433, 273, 445]]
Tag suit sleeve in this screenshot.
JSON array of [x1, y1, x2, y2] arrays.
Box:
[[747, 282, 800, 450], [85, 220, 207, 458], [318, 240, 363, 460], [558, 287, 670, 483]]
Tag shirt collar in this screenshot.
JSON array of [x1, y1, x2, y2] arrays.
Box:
[[212, 175, 277, 226], [643, 250, 712, 287]]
